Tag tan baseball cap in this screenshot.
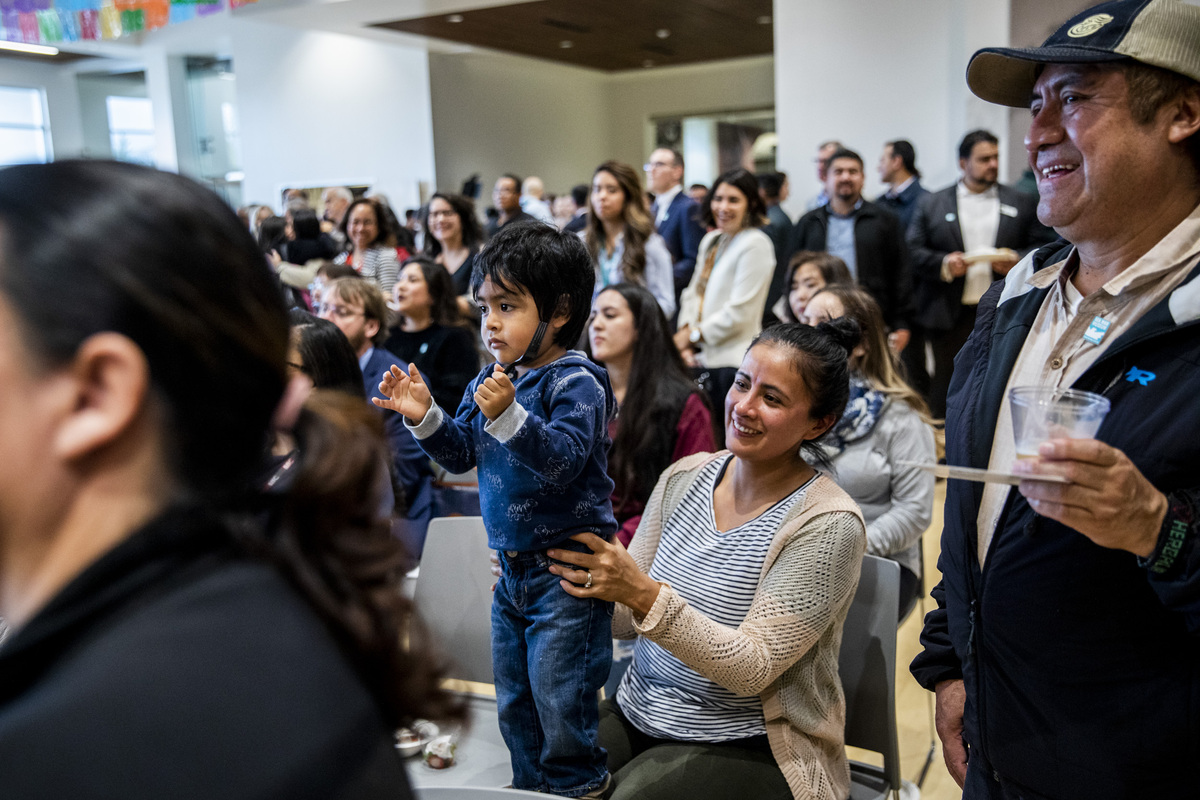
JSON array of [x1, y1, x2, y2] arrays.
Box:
[[967, 0, 1200, 108]]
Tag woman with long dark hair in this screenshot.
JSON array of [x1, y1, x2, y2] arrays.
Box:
[[675, 168, 776, 442], [383, 256, 480, 412], [583, 161, 675, 317], [0, 161, 457, 798], [588, 283, 715, 545], [421, 192, 486, 300]]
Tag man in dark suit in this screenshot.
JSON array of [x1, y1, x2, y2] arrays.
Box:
[[906, 129, 1057, 417], [758, 170, 794, 325], [646, 147, 704, 300], [876, 139, 928, 232], [788, 147, 914, 350]]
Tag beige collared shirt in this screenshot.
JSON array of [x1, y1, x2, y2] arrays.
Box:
[[976, 203, 1200, 565]]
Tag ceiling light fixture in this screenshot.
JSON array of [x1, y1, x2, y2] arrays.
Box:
[[446, 14, 464, 23], [559, 40, 574, 48], [0, 41, 59, 56], [655, 28, 670, 39]]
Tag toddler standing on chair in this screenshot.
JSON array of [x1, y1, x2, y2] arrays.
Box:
[[374, 222, 616, 798]]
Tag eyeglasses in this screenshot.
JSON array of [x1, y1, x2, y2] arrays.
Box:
[[322, 304, 366, 320], [428, 209, 456, 219], [643, 161, 673, 171]]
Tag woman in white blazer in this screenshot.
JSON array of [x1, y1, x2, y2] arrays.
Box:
[[675, 168, 775, 442]]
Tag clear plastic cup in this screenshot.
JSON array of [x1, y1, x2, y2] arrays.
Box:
[[1009, 387, 1111, 459]]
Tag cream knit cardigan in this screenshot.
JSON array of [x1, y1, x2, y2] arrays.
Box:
[[614, 451, 866, 800]]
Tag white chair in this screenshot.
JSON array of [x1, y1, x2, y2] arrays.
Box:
[[414, 516, 495, 686], [839, 554, 902, 800]]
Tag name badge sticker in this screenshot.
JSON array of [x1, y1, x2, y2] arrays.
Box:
[[1083, 315, 1110, 345], [1000, 204, 1019, 218]]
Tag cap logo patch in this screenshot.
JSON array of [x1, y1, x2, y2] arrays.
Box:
[[1067, 13, 1114, 37]]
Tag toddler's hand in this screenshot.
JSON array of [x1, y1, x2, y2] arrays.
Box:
[[372, 363, 434, 423], [475, 363, 516, 421]]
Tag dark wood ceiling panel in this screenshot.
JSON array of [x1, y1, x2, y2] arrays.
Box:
[[372, 0, 773, 72]]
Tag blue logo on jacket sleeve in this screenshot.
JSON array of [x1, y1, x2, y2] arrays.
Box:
[[1125, 367, 1156, 386]]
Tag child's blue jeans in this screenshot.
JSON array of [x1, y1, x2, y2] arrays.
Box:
[[493, 546, 613, 796]]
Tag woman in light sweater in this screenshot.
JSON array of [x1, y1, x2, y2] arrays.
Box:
[[548, 320, 867, 800], [803, 284, 936, 621], [674, 168, 775, 444], [583, 160, 676, 318]]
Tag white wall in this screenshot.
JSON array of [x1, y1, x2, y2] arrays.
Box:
[[232, 22, 437, 212], [0, 58, 85, 160], [774, 0, 1011, 217], [604, 55, 775, 183], [428, 51, 774, 205], [75, 72, 148, 160], [428, 50, 611, 202]]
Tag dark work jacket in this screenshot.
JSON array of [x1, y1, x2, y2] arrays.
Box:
[[911, 242, 1200, 798], [0, 506, 412, 799], [906, 183, 1057, 331], [787, 200, 914, 331]]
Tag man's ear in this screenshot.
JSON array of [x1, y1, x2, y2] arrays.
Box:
[[1166, 84, 1200, 146], [53, 333, 151, 461], [364, 317, 381, 341]]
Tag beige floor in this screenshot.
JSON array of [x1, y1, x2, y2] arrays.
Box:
[[847, 479, 960, 800]]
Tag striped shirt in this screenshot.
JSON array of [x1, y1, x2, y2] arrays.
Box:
[[616, 455, 815, 741], [337, 246, 399, 296]]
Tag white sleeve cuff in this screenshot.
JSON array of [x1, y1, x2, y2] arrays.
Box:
[[484, 400, 528, 443], [940, 254, 956, 283], [405, 401, 445, 440]]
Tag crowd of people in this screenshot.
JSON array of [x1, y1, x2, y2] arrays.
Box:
[[2, 1, 1199, 798]]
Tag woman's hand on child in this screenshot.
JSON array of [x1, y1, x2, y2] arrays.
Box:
[[371, 363, 433, 423], [548, 533, 662, 619], [475, 363, 516, 421]]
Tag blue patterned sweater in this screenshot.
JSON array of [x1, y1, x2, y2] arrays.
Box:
[[406, 351, 617, 551]]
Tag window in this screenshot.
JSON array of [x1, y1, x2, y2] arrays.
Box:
[[106, 96, 156, 166], [0, 86, 51, 166]]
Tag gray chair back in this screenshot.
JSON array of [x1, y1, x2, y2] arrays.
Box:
[[414, 516, 495, 686], [838, 554, 902, 798]]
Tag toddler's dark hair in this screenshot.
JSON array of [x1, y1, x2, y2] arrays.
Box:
[[471, 221, 593, 348]]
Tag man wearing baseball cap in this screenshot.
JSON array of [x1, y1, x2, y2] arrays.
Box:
[[911, 1, 1200, 797]]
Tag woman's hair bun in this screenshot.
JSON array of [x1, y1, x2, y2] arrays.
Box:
[[816, 316, 862, 353]]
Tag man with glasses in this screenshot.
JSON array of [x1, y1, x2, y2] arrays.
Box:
[[646, 148, 704, 300], [320, 277, 433, 545]]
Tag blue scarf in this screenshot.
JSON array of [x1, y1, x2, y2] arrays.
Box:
[[824, 373, 887, 455]]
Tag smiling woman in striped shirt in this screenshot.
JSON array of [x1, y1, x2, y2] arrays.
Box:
[[548, 319, 868, 800]]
